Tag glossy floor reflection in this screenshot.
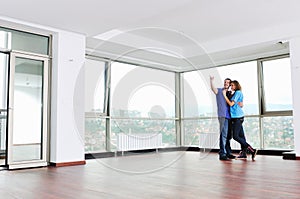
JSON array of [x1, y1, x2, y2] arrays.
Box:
[[0, 151, 299, 198]]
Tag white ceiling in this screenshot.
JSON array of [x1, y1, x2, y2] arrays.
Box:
[[0, 0, 299, 71]]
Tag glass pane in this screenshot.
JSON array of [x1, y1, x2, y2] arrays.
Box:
[[0, 30, 11, 49], [0, 27, 49, 55], [263, 116, 294, 149], [183, 117, 259, 150], [12, 57, 43, 161], [0, 53, 8, 109], [85, 117, 106, 153], [111, 119, 176, 151], [183, 71, 213, 117], [0, 110, 7, 152], [183, 118, 219, 146], [242, 117, 260, 149], [111, 62, 175, 118], [85, 58, 105, 113], [262, 58, 292, 111], [217, 61, 259, 115], [0, 53, 8, 166], [183, 61, 258, 117]]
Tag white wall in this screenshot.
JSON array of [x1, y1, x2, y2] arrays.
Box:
[[0, 16, 86, 164], [289, 37, 300, 156], [51, 31, 85, 163]]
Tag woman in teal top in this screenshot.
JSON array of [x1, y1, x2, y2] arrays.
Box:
[[223, 80, 258, 160]]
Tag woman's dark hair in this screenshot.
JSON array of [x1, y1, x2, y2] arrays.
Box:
[[231, 80, 242, 91]]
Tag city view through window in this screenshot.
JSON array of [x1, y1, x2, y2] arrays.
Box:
[[85, 57, 294, 153]]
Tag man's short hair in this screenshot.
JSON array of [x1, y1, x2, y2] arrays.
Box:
[[224, 78, 231, 82]]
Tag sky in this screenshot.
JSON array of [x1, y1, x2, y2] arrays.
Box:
[[86, 58, 293, 117]]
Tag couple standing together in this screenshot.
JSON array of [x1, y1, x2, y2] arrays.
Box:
[[210, 76, 258, 161]]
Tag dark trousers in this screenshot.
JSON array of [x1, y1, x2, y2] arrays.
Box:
[[231, 117, 249, 149], [226, 119, 233, 155], [218, 117, 229, 156]]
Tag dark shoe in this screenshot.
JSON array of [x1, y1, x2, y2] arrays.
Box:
[[227, 154, 236, 159], [251, 149, 258, 160], [219, 155, 230, 161], [236, 151, 247, 159]]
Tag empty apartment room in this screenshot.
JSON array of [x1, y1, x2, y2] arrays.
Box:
[[0, 1, 300, 198]]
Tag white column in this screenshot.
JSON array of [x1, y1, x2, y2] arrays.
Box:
[[289, 37, 300, 156], [50, 30, 86, 164]]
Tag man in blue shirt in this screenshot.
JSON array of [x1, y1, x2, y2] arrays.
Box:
[[210, 76, 236, 160]]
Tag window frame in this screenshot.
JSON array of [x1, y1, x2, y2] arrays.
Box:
[[258, 54, 292, 116], [85, 55, 109, 117], [84, 53, 294, 152]]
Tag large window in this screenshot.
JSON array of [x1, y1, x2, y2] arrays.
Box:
[[182, 60, 259, 117], [182, 70, 216, 147], [84, 57, 107, 152], [261, 57, 292, 112], [217, 61, 259, 115], [85, 118, 106, 152], [182, 61, 259, 147], [183, 118, 219, 146], [110, 62, 176, 150], [111, 62, 175, 118], [260, 56, 293, 149], [85, 58, 106, 114], [183, 71, 212, 117], [84, 55, 294, 153], [262, 116, 293, 149]]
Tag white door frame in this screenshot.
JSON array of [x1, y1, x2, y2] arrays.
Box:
[[7, 52, 49, 169]]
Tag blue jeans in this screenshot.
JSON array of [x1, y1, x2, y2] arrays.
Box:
[[231, 117, 249, 149], [226, 119, 233, 155], [218, 117, 229, 156]]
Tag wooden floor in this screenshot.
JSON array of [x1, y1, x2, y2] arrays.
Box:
[[0, 151, 300, 199]]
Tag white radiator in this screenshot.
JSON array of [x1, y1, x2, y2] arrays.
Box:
[[117, 133, 163, 151], [199, 133, 240, 150]]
